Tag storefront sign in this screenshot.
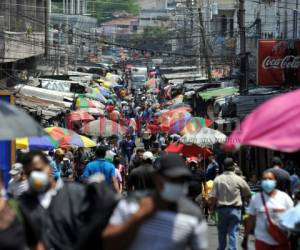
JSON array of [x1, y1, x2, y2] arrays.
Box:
[[258, 39, 300, 86]]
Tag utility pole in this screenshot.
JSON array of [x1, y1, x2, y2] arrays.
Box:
[[44, 0, 50, 59], [293, 0, 299, 38], [284, 0, 288, 38], [64, 1, 69, 74], [238, 0, 248, 93], [198, 7, 212, 82], [275, 0, 280, 38]]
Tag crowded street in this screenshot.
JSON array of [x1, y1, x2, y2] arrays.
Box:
[[1, 0, 300, 250]]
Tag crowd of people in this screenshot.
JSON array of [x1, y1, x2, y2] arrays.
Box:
[[2, 139, 300, 250], [1, 73, 300, 250]]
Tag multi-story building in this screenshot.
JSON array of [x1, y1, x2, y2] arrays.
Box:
[[50, 0, 97, 68], [0, 0, 47, 83], [138, 0, 176, 29]]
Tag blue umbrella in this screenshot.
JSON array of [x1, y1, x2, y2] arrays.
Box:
[[100, 89, 110, 97]]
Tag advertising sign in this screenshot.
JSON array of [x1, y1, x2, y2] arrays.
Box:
[[258, 39, 300, 86], [0, 93, 14, 188]]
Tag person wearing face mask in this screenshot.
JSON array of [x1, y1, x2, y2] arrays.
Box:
[[243, 170, 293, 250], [18, 151, 87, 250], [103, 153, 208, 250], [7, 163, 28, 198]]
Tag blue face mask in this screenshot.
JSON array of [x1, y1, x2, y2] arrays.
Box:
[[261, 180, 276, 193]]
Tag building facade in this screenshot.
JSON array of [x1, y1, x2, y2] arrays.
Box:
[[0, 0, 47, 84], [50, 0, 98, 70]]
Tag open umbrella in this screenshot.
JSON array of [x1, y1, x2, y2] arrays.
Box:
[[165, 142, 212, 157], [181, 117, 213, 135], [168, 103, 191, 110], [224, 89, 300, 152], [0, 101, 44, 140], [181, 127, 227, 147], [158, 107, 192, 123], [75, 96, 105, 109], [67, 111, 95, 122], [77, 108, 104, 117], [160, 112, 192, 134], [45, 127, 96, 148], [85, 91, 107, 103], [81, 117, 127, 137], [16, 136, 58, 151], [171, 95, 184, 104]]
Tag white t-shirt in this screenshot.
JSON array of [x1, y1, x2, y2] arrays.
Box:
[[248, 190, 293, 245], [109, 199, 208, 250]]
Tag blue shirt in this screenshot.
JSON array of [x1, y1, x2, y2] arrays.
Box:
[[50, 160, 61, 180], [82, 159, 115, 186]]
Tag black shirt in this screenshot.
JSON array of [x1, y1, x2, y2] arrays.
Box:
[[189, 169, 206, 198], [18, 182, 86, 250], [128, 164, 155, 191], [0, 200, 37, 250]]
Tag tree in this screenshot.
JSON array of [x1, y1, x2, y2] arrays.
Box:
[[127, 27, 172, 52], [94, 0, 139, 23]]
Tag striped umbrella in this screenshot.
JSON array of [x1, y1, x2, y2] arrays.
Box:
[[45, 127, 96, 148], [81, 117, 127, 137], [67, 111, 95, 122], [181, 117, 213, 135]]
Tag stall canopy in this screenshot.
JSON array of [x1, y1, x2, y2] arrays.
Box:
[[199, 87, 238, 100]]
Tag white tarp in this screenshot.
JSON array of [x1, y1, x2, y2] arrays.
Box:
[[15, 84, 75, 102]]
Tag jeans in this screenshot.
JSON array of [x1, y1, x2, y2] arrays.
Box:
[[217, 207, 241, 250]]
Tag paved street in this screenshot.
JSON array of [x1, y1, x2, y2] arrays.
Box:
[[207, 225, 219, 250], [207, 224, 243, 250]]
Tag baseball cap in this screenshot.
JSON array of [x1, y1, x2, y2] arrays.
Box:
[[143, 151, 154, 161], [157, 153, 191, 178], [10, 163, 23, 175]]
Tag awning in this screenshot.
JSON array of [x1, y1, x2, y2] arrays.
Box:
[[199, 87, 239, 100]]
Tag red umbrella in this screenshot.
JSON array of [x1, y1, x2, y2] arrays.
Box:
[[67, 111, 95, 122], [165, 142, 212, 157]]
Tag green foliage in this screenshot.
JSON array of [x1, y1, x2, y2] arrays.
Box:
[[94, 0, 139, 23], [129, 27, 172, 51]]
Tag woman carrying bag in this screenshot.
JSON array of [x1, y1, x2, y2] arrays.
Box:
[[243, 170, 293, 250]]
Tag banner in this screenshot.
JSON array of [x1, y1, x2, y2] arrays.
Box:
[[0, 93, 14, 188], [258, 39, 300, 86]]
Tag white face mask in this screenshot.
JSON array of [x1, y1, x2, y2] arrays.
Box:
[[29, 171, 50, 194], [160, 182, 188, 202], [0, 188, 7, 199]]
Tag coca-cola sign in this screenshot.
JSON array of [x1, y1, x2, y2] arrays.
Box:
[[258, 40, 300, 86]]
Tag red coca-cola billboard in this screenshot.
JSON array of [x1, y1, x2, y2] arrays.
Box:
[[258, 39, 300, 86]]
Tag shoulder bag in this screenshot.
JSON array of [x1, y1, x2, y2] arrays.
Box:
[[261, 193, 289, 246]]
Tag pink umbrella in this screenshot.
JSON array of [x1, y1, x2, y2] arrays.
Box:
[[224, 89, 300, 152]]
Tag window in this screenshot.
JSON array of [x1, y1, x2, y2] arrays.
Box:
[[229, 18, 234, 37], [221, 15, 227, 35]]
